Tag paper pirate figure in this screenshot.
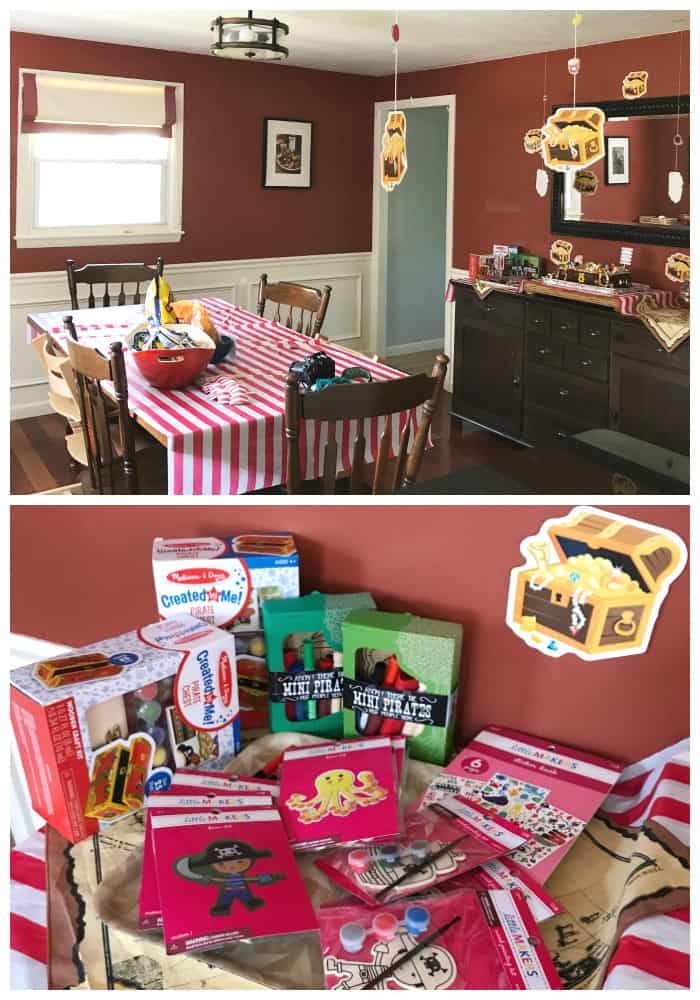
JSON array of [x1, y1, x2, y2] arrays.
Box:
[[174, 839, 285, 916], [381, 111, 407, 191], [325, 931, 457, 989]]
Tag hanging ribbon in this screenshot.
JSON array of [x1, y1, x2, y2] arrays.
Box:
[[381, 12, 407, 192], [668, 32, 685, 204]]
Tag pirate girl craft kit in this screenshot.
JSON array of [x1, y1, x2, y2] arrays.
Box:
[[150, 807, 318, 954], [153, 534, 300, 731], [10, 614, 241, 843], [418, 725, 622, 883], [317, 795, 531, 904], [139, 790, 275, 930], [279, 738, 401, 850], [262, 591, 376, 738], [319, 888, 561, 989], [341, 610, 463, 764]]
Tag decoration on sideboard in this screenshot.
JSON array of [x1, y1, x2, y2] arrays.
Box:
[[548, 240, 632, 288], [622, 70, 648, 100], [506, 506, 687, 662], [573, 169, 598, 195], [381, 17, 407, 192], [665, 252, 690, 307], [549, 239, 573, 269]]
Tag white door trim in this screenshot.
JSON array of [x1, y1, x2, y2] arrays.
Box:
[[370, 94, 456, 390]]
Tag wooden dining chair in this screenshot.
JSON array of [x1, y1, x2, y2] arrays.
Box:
[[66, 257, 165, 310], [285, 353, 449, 494], [64, 316, 166, 494], [257, 273, 332, 337]]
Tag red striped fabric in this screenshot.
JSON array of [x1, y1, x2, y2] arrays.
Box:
[[27, 300, 422, 495], [10, 827, 48, 989], [600, 738, 689, 991]]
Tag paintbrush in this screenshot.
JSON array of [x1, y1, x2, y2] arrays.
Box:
[[360, 915, 461, 989], [373, 833, 470, 902]]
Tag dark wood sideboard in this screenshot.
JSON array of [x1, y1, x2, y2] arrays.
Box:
[[452, 284, 690, 455]]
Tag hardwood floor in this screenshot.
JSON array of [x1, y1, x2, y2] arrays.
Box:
[[11, 397, 522, 495]]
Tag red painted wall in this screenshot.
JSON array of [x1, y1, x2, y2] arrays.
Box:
[[10, 31, 375, 273], [376, 31, 690, 289], [10, 504, 689, 764]]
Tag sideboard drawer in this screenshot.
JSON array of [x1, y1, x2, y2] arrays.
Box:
[[612, 320, 690, 371], [527, 332, 565, 369], [580, 313, 611, 351], [526, 299, 550, 334], [456, 289, 525, 330], [526, 367, 609, 425], [564, 343, 609, 382], [523, 404, 595, 445], [550, 305, 580, 342]]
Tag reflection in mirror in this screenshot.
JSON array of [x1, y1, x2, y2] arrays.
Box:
[[563, 114, 690, 231]]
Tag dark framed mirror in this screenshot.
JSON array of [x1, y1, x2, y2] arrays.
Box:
[[550, 95, 690, 247]]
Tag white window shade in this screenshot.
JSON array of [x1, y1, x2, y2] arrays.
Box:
[[21, 70, 176, 136]]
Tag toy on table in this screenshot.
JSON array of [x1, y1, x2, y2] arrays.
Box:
[[342, 610, 463, 764], [317, 794, 530, 904], [263, 591, 375, 738], [153, 534, 300, 731], [320, 889, 562, 989]]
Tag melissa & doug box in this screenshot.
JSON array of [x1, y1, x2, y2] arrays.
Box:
[[10, 614, 241, 843], [341, 610, 463, 765], [262, 591, 376, 738], [153, 534, 300, 730]]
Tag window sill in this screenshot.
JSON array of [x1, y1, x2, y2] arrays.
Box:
[[14, 230, 184, 249]]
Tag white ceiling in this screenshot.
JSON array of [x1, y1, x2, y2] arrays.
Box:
[[10, 9, 689, 77]]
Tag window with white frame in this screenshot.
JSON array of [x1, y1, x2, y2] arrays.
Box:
[[15, 70, 184, 248]]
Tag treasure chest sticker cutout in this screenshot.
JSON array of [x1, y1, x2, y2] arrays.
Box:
[[622, 70, 648, 100], [541, 106, 606, 170], [85, 733, 154, 820], [506, 507, 687, 661], [523, 128, 543, 154], [381, 110, 407, 191]]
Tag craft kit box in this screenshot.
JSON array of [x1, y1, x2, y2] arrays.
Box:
[[10, 614, 241, 843], [341, 610, 463, 765], [153, 534, 300, 730], [509, 509, 684, 658], [262, 591, 376, 738]]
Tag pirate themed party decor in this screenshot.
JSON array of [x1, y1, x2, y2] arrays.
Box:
[[381, 18, 407, 191], [150, 807, 318, 953], [523, 53, 550, 196], [573, 168, 598, 195], [622, 70, 648, 100], [506, 507, 687, 662], [668, 33, 686, 204]]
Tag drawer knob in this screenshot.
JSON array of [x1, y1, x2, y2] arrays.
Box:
[[537, 347, 552, 356], [580, 359, 593, 367], [559, 388, 569, 397], [532, 318, 544, 325], [512, 376, 521, 386], [559, 324, 569, 331], [556, 431, 568, 438], [588, 330, 601, 337]]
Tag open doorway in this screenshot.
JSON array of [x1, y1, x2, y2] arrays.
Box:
[[371, 95, 455, 387]]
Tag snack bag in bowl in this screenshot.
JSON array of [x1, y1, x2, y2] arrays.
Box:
[[145, 273, 177, 328], [172, 300, 219, 343]]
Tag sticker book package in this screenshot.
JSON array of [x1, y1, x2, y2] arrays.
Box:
[[341, 610, 463, 764], [317, 794, 531, 904], [150, 808, 319, 954], [153, 534, 300, 731], [319, 888, 561, 989], [278, 737, 401, 850], [262, 591, 376, 739], [419, 725, 623, 882], [10, 614, 241, 843]]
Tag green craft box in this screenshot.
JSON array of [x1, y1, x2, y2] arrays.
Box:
[[342, 610, 463, 764], [262, 591, 376, 737]]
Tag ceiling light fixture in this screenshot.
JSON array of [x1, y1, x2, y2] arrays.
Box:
[[210, 10, 289, 61]]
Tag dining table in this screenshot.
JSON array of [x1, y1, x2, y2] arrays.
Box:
[[26, 297, 421, 495]]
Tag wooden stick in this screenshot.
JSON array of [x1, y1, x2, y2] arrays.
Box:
[[360, 915, 461, 990], [373, 834, 470, 901]]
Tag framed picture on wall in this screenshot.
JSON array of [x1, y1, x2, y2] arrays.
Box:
[[605, 136, 630, 185], [263, 118, 313, 188]]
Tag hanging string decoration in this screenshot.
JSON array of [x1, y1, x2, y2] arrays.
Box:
[[381, 16, 407, 192], [668, 32, 685, 204], [522, 54, 550, 196], [540, 13, 606, 173]]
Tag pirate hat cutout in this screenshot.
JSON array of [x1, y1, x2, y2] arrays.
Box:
[[190, 839, 272, 870]]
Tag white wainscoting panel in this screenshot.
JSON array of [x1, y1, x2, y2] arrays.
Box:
[[11, 251, 372, 419]]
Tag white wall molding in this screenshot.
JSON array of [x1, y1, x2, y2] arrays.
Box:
[[11, 251, 372, 420]]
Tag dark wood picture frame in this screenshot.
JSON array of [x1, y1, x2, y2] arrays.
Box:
[[262, 117, 313, 189], [605, 135, 630, 186], [550, 94, 690, 246]]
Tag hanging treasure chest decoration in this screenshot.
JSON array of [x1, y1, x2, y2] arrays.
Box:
[[541, 106, 606, 171], [506, 507, 686, 660], [381, 110, 407, 191]]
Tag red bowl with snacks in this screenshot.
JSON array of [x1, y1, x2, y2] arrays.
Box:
[[127, 323, 214, 390]]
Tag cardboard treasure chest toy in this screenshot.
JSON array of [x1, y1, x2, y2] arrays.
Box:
[[541, 107, 606, 170], [508, 508, 686, 660]]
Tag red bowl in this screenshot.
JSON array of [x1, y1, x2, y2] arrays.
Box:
[[128, 324, 214, 389]]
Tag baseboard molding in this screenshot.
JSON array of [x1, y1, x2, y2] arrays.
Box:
[[385, 337, 444, 357], [11, 250, 372, 421]]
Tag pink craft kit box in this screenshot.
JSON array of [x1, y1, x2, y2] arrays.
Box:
[[419, 725, 623, 883], [279, 737, 401, 850], [150, 808, 319, 954], [139, 786, 275, 929]]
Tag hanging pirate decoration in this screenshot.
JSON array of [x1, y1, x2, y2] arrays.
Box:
[[381, 19, 407, 191]]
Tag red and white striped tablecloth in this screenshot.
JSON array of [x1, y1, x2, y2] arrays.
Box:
[[599, 737, 690, 991], [10, 827, 48, 990], [27, 298, 420, 495]]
